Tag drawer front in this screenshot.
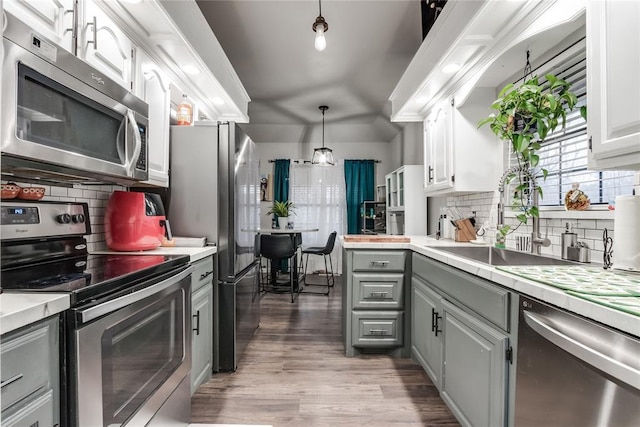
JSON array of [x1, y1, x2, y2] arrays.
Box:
[[192, 255, 215, 292], [352, 311, 403, 347], [352, 273, 404, 309], [352, 251, 406, 272], [1, 389, 54, 427], [412, 253, 510, 331], [1, 318, 56, 411]]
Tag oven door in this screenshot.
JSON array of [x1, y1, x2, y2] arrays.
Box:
[[72, 266, 192, 427], [1, 14, 148, 184]]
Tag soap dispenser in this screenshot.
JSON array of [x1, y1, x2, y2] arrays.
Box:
[[561, 222, 577, 259]]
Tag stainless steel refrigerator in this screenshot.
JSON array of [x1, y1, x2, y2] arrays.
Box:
[[168, 122, 260, 372]]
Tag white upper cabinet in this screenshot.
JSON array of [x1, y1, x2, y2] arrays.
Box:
[[587, 0, 640, 170], [97, 0, 250, 123], [3, 0, 75, 52], [423, 90, 503, 196], [424, 101, 452, 193], [80, 0, 134, 90], [135, 50, 170, 187], [390, 0, 587, 195]]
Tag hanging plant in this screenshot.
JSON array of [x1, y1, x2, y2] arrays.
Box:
[[478, 73, 587, 236]]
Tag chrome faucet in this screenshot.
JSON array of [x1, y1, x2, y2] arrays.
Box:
[[497, 165, 550, 255]]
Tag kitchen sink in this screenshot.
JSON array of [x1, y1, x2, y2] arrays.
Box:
[[434, 246, 575, 266]]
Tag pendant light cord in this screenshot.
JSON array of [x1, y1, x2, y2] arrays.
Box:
[[322, 109, 325, 148], [318, 0, 322, 16]]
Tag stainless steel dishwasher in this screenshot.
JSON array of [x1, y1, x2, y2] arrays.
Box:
[[515, 295, 640, 426]]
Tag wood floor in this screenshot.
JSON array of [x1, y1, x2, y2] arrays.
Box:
[[191, 275, 460, 426]]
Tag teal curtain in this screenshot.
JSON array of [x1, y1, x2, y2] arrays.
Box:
[[273, 159, 290, 227], [273, 159, 290, 271], [344, 160, 375, 234], [274, 159, 290, 204]]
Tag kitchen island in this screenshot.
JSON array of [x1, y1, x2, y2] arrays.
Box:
[[342, 235, 640, 427], [342, 235, 639, 336]]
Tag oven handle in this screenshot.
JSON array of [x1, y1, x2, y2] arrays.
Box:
[[79, 266, 193, 323], [523, 310, 640, 390]]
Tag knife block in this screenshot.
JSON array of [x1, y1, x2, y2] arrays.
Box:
[[454, 219, 476, 242]]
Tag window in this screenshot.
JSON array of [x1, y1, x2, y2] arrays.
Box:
[[289, 161, 347, 247], [509, 41, 635, 208]]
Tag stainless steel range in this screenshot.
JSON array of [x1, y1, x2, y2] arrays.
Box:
[[1, 200, 193, 427]]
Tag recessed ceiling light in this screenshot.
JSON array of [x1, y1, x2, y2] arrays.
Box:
[[182, 65, 200, 75], [415, 96, 428, 105], [212, 97, 225, 105], [442, 63, 461, 74]]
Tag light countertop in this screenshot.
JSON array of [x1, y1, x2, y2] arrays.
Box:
[[1, 246, 217, 336], [0, 293, 70, 335], [342, 235, 640, 338], [91, 245, 217, 262]]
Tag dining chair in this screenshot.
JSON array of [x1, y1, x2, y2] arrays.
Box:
[[301, 231, 337, 295], [259, 234, 302, 302]]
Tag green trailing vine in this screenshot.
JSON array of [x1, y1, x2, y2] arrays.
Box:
[[478, 73, 587, 236]]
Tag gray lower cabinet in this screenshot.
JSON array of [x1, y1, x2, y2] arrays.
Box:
[[343, 249, 410, 357], [190, 255, 214, 395], [411, 275, 442, 388], [411, 252, 517, 427], [440, 299, 509, 427], [0, 315, 59, 427]]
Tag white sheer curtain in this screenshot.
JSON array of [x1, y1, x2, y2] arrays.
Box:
[[289, 160, 347, 274]]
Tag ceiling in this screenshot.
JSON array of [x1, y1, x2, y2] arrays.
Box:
[[196, 0, 423, 144]]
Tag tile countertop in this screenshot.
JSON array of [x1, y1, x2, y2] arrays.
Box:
[[342, 235, 640, 338], [1, 246, 218, 336]]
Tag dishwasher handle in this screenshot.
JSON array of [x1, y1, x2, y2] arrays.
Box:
[[523, 310, 640, 391]]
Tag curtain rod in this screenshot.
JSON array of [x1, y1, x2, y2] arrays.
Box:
[[268, 159, 381, 163]]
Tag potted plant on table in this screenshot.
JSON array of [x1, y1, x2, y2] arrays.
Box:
[[266, 200, 296, 229], [478, 73, 586, 237]]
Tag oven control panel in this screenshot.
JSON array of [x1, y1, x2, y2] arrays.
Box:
[[1, 201, 90, 240]]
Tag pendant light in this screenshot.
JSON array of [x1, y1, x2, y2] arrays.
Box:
[[312, 0, 328, 51], [312, 105, 334, 166]]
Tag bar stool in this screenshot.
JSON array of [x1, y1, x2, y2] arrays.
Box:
[[301, 231, 336, 295], [259, 234, 302, 303]]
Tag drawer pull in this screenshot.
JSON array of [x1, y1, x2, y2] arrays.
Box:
[[370, 260, 390, 267], [1, 373, 24, 389], [199, 270, 214, 281], [367, 329, 390, 336], [368, 291, 389, 298]]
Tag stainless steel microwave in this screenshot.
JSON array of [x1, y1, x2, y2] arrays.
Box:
[[1, 12, 149, 186]]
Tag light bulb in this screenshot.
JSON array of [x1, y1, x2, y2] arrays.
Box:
[[315, 26, 326, 51], [319, 152, 327, 163]]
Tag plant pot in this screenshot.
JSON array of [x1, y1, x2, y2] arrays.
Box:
[[513, 114, 537, 134], [278, 216, 290, 229]]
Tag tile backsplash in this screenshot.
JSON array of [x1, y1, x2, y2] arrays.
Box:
[[7, 182, 126, 252], [446, 191, 614, 264]]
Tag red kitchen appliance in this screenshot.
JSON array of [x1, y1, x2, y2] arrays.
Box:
[[105, 191, 172, 251]]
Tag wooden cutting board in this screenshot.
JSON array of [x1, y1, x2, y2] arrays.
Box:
[[343, 235, 410, 243]]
